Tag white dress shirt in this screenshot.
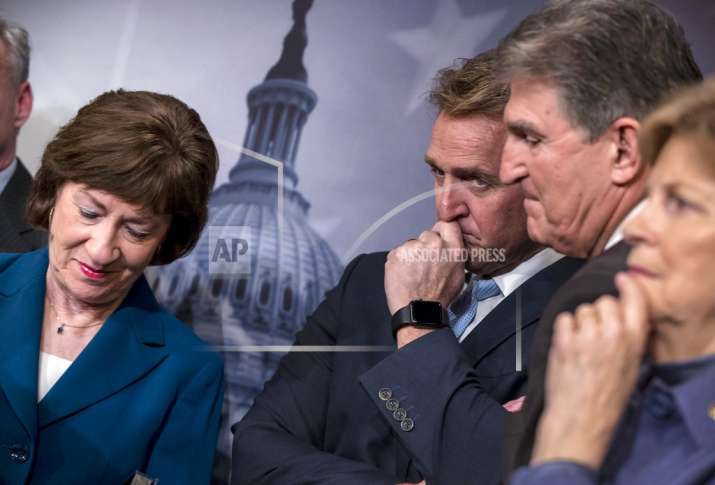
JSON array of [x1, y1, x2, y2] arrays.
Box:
[[0, 157, 18, 196], [458, 248, 564, 342], [37, 351, 73, 402], [604, 199, 647, 251]]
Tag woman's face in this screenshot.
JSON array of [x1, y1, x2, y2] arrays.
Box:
[[47, 182, 170, 307], [624, 134, 715, 324]]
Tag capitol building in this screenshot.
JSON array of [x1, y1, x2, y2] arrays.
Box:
[[146, 0, 343, 469]]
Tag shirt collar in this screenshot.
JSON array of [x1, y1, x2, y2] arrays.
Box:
[[638, 353, 715, 450], [604, 199, 647, 251], [670, 354, 715, 449], [490, 247, 565, 298], [0, 157, 18, 196]]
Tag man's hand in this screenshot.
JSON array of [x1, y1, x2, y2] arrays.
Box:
[[385, 221, 465, 348], [531, 273, 650, 469]]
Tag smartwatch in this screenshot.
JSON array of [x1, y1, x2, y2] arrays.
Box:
[[391, 300, 449, 338]]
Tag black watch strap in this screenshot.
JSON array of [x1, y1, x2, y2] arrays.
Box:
[[391, 300, 449, 338]]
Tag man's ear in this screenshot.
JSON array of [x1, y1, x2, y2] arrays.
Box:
[[14, 81, 33, 130], [609, 116, 645, 186]]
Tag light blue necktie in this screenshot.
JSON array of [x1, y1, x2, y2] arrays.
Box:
[[448, 278, 501, 338]]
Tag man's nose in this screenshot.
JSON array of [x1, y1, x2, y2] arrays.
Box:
[[499, 137, 529, 185], [437, 180, 469, 222]]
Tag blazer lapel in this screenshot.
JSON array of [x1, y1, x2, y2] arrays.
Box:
[[38, 276, 169, 428], [459, 257, 583, 366], [0, 251, 48, 440]]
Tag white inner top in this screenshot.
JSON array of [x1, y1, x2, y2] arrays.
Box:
[[0, 157, 18, 196], [604, 199, 647, 251], [38, 351, 73, 402]]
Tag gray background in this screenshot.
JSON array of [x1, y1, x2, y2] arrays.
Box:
[[5, 0, 715, 261]]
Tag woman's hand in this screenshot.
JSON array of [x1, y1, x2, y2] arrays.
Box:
[[531, 273, 650, 469]]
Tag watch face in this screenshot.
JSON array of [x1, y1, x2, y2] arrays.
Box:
[[410, 300, 442, 323]]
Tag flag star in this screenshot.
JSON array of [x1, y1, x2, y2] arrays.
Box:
[[389, 0, 507, 114]]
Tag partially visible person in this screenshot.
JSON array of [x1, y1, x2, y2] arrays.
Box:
[[0, 90, 223, 484], [0, 16, 45, 252], [510, 76, 715, 485], [232, 50, 582, 485], [496, 0, 703, 469]]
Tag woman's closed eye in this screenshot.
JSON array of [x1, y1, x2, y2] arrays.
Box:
[[126, 226, 151, 241], [79, 207, 100, 220]]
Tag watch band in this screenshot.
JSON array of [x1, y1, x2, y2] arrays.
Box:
[[391, 300, 449, 338]]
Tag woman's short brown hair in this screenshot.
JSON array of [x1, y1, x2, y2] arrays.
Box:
[[640, 77, 715, 168], [28, 89, 218, 265]]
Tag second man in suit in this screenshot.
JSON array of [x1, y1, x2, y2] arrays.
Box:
[[232, 49, 582, 485], [496, 0, 704, 472]]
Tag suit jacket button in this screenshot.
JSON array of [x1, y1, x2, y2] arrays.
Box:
[[8, 444, 28, 463], [378, 388, 393, 401], [400, 418, 414, 432], [385, 399, 399, 411], [393, 408, 407, 421]]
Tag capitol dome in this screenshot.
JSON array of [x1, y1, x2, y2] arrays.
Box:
[[146, 0, 343, 467]]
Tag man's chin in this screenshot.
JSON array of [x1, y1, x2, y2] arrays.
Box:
[[526, 217, 553, 247], [465, 255, 505, 276], [465, 260, 487, 275]]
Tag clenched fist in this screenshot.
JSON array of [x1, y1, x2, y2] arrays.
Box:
[[385, 221, 466, 347]]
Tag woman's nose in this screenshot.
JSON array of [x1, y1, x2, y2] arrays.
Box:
[[85, 224, 120, 266]]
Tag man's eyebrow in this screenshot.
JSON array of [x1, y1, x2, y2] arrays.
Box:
[[424, 157, 441, 170], [506, 120, 545, 139], [425, 156, 500, 185], [450, 166, 500, 185]]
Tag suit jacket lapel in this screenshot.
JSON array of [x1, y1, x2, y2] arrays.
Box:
[[0, 160, 37, 251], [0, 250, 48, 440], [38, 276, 169, 428], [459, 288, 537, 367], [459, 257, 583, 366]]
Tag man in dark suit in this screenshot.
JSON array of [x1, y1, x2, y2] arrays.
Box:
[[496, 0, 704, 473], [232, 50, 583, 485], [0, 17, 46, 252]]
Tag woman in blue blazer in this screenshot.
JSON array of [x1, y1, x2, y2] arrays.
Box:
[[0, 90, 223, 484]]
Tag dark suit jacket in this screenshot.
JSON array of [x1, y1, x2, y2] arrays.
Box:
[[0, 160, 47, 253], [0, 249, 224, 484], [506, 241, 631, 472], [232, 251, 583, 485]]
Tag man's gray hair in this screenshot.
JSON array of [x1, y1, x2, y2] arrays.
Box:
[[497, 0, 703, 141], [0, 17, 30, 87]]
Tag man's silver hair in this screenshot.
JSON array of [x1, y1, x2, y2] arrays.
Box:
[[0, 16, 30, 87], [497, 0, 702, 141]]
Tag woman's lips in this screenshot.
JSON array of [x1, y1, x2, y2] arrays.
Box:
[[78, 262, 109, 281], [627, 264, 657, 278]]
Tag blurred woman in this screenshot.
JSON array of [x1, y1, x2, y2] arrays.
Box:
[[511, 78, 715, 484], [0, 90, 222, 484]]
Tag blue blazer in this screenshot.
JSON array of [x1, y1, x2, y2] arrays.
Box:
[[0, 249, 224, 484]]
